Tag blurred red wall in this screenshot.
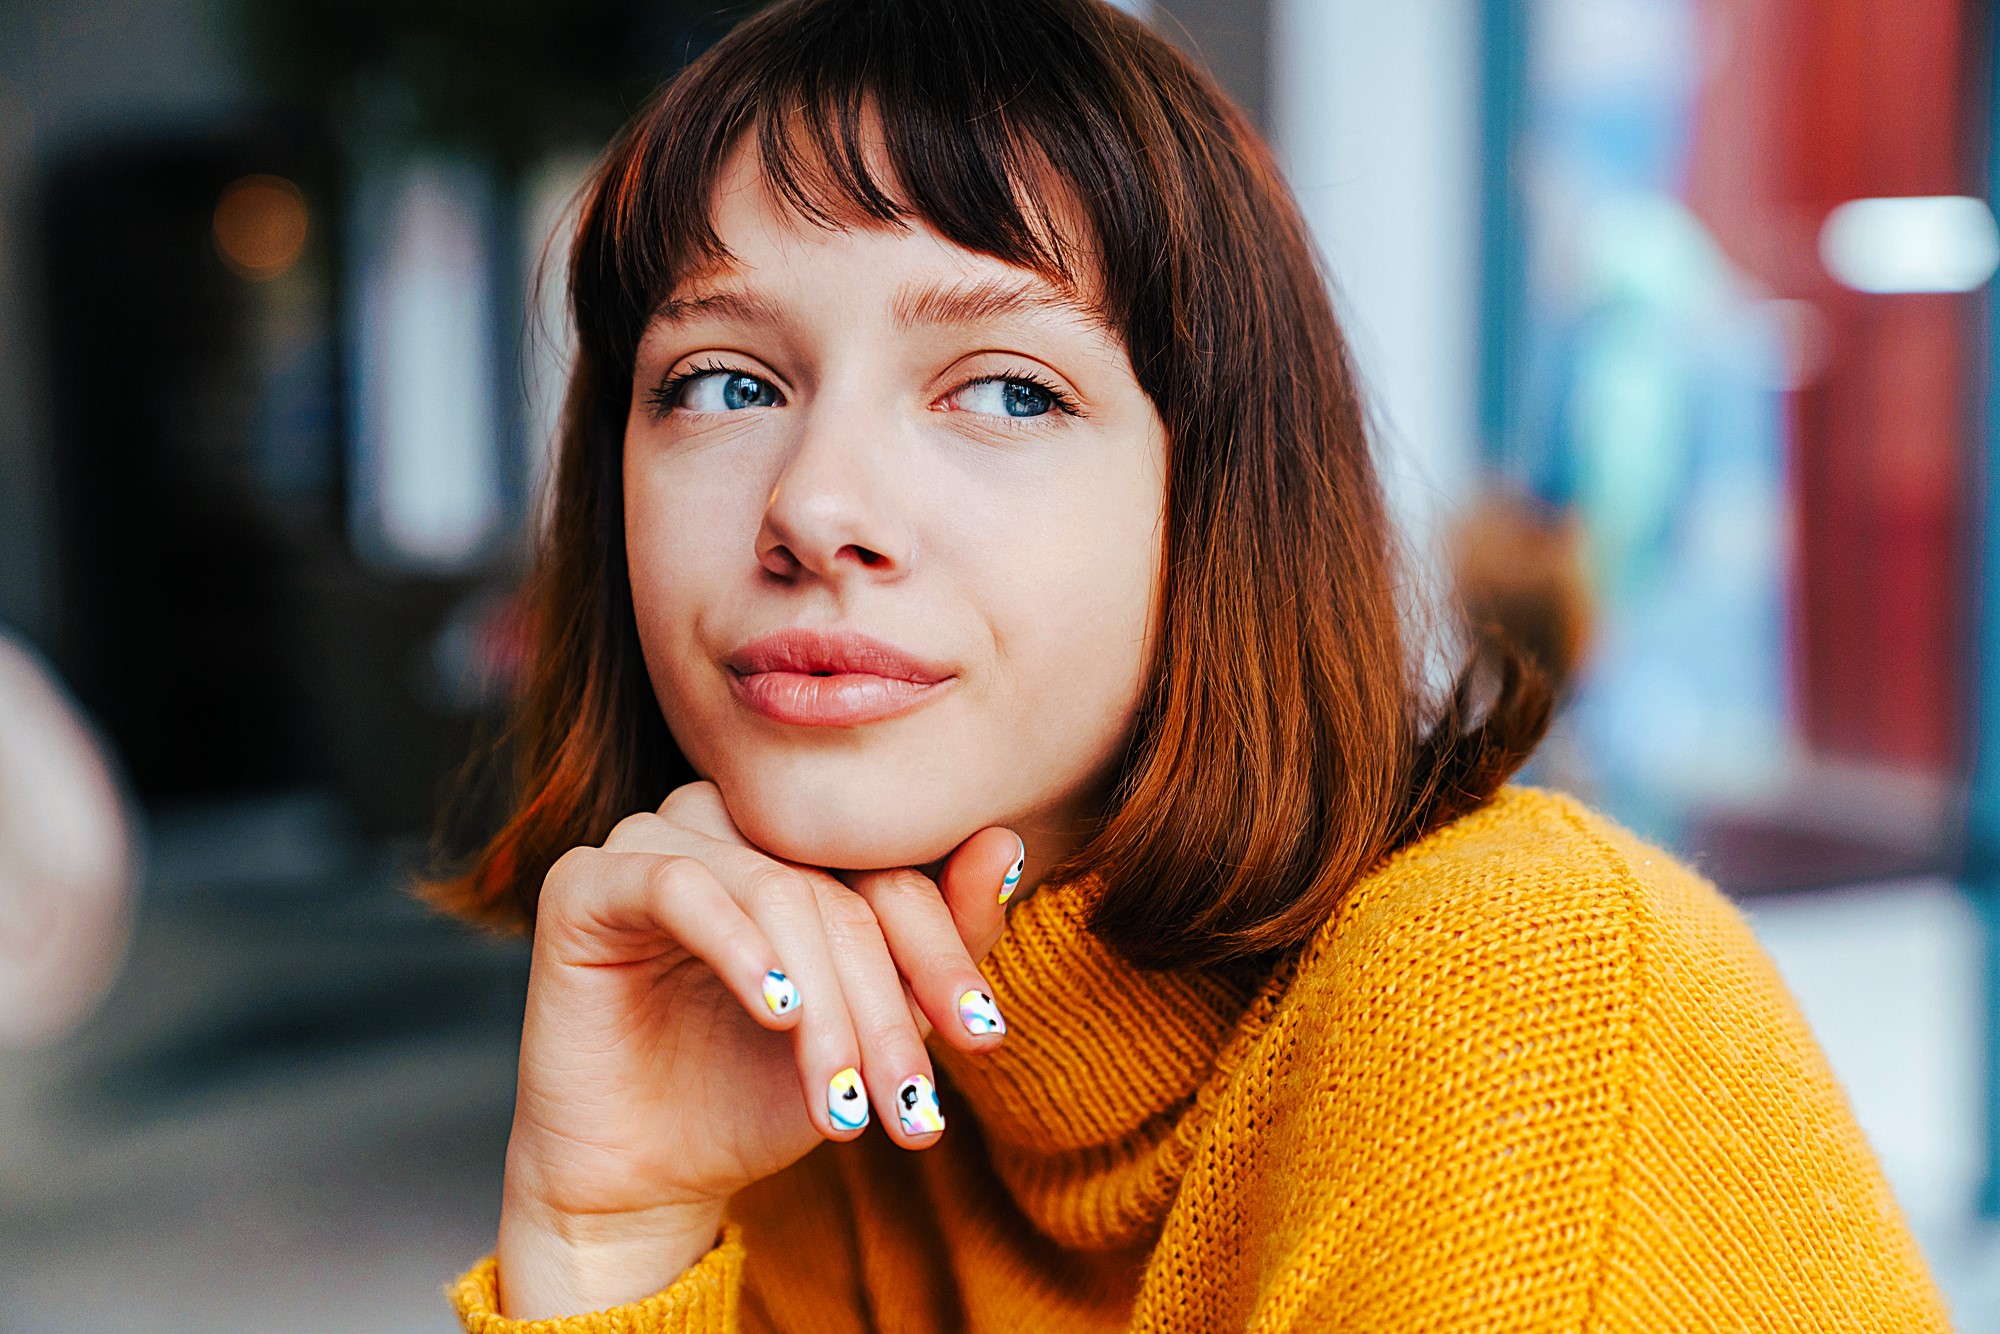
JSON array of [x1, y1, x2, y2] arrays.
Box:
[[1687, 0, 1982, 772]]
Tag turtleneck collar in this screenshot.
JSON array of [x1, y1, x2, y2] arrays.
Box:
[[930, 875, 1281, 1250]]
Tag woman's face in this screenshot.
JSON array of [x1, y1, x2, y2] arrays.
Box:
[[623, 141, 1167, 873]]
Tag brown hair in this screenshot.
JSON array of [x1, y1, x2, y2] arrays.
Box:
[[424, 0, 1550, 968]]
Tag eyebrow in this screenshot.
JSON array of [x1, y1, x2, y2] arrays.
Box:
[[651, 274, 1107, 335], [891, 275, 1105, 332]]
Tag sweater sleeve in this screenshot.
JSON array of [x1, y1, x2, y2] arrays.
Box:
[[1593, 831, 1955, 1332], [444, 1224, 746, 1333]]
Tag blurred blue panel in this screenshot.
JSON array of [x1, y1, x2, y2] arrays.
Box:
[[1478, 0, 1528, 471], [1968, 0, 2000, 1220]]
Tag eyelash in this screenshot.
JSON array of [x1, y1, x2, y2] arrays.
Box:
[[967, 367, 1084, 419], [646, 357, 741, 419], [643, 361, 1083, 420]]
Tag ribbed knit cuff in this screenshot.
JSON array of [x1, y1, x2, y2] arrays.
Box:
[[447, 1223, 744, 1333]]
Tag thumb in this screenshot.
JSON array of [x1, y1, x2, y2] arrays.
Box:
[[935, 827, 1026, 962]]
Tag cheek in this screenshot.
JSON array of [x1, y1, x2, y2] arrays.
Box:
[[980, 460, 1164, 783], [622, 454, 760, 728]]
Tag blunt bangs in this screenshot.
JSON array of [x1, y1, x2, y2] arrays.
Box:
[[572, 0, 1177, 407]]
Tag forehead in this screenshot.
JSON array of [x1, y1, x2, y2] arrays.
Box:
[[665, 132, 1107, 327]]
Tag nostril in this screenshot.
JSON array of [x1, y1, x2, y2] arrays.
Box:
[[761, 543, 803, 577], [844, 544, 887, 567]]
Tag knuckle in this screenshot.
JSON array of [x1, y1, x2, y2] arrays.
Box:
[[540, 846, 595, 903], [871, 867, 937, 904], [817, 885, 884, 941], [608, 807, 701, 856], [545, 844, 594, 884], [601, 811, 658, 847], [643, 854, 705, 905], [536, 847, 605, 932], [659, 780, 725, 821], [857, 1005, 926, 1057], [747, 865, 815, 909], [915, 943, 976, 979]]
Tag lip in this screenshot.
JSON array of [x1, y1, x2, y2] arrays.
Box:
[[724, 628, 958, 727]]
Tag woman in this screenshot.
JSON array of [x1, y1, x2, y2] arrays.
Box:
[[437, 0, 1951, 1327]]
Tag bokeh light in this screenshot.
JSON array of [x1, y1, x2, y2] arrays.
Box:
[[211, 173, 309, 281]]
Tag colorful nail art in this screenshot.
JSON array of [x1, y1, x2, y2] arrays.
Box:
[[762, 969, 799, 1017], [828, 1067, 869, 1131], [958, 989, 1005, 1036], [896, 1075, 945, 1135], [998, 837, 1025, 905]]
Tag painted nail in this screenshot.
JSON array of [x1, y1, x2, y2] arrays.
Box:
[[958, 989, 1005, 1036], [828, 1067, 869, 1131], [762, 969, 800, 1016], [998, 837, 1025, 905], [895, 1075, 945, 1135]]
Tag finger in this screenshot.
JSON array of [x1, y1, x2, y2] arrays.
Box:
[[723, 858, 873, 1144], [601, 788, 739, 855], [541, 849, 802, 1033], [937, 827, 1026, 960], [599, 809, 680, 854], [812, 879, 947, 1149], [655, 781, 744, 841], [844, 866, 1006, 1054]]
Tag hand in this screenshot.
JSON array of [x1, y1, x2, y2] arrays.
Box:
[[494, 781, 1023, 1318]]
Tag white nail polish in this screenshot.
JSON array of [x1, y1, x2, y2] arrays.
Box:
[[999, 838, 1025, 905], [828, 1067, 868, 1131], [958, 989, 1005, 1036], [762, 969, 799, 1016], [896, 1075, 945, 1135]]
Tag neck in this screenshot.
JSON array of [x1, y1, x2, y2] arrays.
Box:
[[1000, 781, 1113, 906]]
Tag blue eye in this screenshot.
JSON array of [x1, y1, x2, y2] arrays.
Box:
[[954, 377, 1068, 418], [672, 369, 781, 412]]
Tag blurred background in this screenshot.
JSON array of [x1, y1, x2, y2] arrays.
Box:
[[2, 0, 1998, 1326]]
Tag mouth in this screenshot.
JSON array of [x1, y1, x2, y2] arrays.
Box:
[[724, 628, 958, 727]]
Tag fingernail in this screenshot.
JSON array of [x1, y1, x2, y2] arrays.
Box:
[[828, 1067, 869, 1131], [998, 837, 1025, 905], [958, 988, 1005, 1036], [762, 969, 800, 1016], [895, 1075, 945, 1135]]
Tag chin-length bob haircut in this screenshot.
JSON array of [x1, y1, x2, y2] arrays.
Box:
[[425, 0, 1550, 969]]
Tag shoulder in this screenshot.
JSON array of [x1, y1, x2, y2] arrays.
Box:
[[1284, 784, 1822, 1089], [1295, 784, 1760, 1015], [1266, 786, 1674, 1113]]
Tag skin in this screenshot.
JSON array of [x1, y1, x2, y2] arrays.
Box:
[[494, 134, 1169, 1319]]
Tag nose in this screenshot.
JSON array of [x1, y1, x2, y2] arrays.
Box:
[[755, 397, 914, 584]]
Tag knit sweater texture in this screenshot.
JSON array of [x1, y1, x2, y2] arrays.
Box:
[[447, 787, 1954, 1331]]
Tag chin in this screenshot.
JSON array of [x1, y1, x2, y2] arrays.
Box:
[[715, 767, 974, 871]]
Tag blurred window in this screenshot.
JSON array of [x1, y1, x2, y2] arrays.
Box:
[[1490, 0, 1989, 880]]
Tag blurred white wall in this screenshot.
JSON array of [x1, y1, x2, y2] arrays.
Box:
[[1267, 0, 1483, 547]]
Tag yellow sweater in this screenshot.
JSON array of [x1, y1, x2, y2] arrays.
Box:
[[447, 788, 1954, 1331]]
